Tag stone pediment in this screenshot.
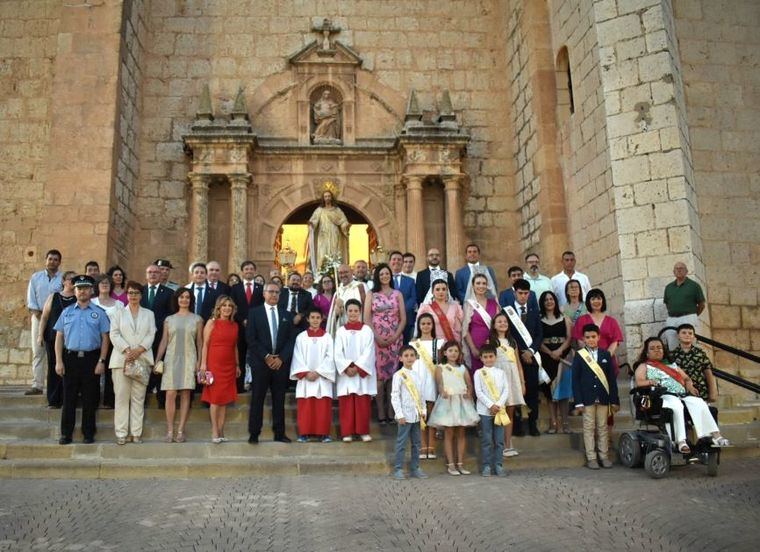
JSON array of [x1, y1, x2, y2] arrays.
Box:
[[288, 40, 363, 68]]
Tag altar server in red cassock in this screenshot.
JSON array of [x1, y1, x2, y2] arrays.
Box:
[[291, 308, 335, 442], [334, 299, 376, 442]]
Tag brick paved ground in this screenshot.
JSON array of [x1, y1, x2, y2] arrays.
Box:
[[0, 458, 758, 552]]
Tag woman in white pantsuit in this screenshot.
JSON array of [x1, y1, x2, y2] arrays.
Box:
[[634, 337, 729, 453], [109, 281, 156, 444]]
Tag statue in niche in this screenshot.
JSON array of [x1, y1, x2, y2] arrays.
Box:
[[308, 181, 350, 274], [311, 89, 342, 145]]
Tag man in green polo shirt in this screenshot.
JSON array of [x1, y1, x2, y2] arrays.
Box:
[[663, 261, 705, 350]]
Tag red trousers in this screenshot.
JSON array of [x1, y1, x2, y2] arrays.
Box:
[[297, 397, 333, 436], [338, 394, 371, 437]]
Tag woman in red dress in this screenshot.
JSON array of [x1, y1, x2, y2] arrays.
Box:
[[200, 295, 240, 443]]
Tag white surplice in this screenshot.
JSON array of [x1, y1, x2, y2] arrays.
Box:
[[290, 332, 335, 399], [334, 324, 377, 397], [326, 281, 366, 337]]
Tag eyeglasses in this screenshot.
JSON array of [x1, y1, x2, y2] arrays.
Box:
[[127, 291, 142, 295], [265, 290, 281, 294]]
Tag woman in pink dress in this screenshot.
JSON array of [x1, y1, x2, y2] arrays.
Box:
[[463, 273, 500, 374], [571, 288, 623, 374], [363, 263, 406, 424], [107, 265, 128, 306], [416, 279, 463, 342], [312, 274, 335, 328]]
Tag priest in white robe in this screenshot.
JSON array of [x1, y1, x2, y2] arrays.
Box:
[[326, 264, 366, 337], [334, 299, 376, 442], [290, 308, 335, 441]]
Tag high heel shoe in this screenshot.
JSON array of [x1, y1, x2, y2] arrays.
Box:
[[164, 431, 173, 443], [456, 463, 471, 475], [447, 463, 460, 476], [175, 431, 186, 443]]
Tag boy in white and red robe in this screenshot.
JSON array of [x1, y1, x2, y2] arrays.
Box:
[[290, 308, 335, 442], [334, 299, 376, 442]]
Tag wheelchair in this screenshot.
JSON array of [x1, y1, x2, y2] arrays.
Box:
[[618, 385, 720, 478]]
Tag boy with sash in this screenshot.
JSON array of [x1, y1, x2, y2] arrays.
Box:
[[390, 345, 428, 480], [571, 324, 619, 469], [290, 308, 335, 443], [473, 345, 510, 477], [334, 299, 376, 442]]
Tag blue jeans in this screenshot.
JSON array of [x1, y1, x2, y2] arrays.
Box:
[[394, 421, 421, 471], [480, 415, 504, 470]]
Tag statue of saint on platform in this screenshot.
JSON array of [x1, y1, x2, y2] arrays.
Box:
[[308, 182, 350, 273], [312, 90, 342, 144]]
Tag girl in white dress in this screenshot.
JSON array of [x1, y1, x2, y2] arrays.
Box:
[[488, 312, 526, 458], [429, 341, 479, 475], [410, 313, 440, 460]]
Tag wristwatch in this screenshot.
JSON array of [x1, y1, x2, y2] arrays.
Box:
[[98, 358, 106, 364]]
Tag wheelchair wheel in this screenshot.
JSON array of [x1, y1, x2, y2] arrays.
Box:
[[706, 451, 719, 477], [644, 449, 670, 479], [618, 433, 642, 468]]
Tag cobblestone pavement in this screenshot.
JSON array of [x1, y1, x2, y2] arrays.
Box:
[[1, 458, 758, 552]]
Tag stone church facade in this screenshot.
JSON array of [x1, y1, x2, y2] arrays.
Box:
[[1, 0, 758, 388]]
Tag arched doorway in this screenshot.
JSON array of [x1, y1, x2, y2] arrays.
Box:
[[274, 201, 376, 275]]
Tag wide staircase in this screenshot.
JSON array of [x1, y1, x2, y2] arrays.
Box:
[[1, 376, 758, 479]]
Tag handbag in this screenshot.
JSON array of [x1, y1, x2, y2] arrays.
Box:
[[153, 360, 164, 375], [197, 370, 214, 385], [124, 358, 151, 385]]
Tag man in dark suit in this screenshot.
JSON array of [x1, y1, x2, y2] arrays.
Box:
[[571, 323, 619, 469], [229, 260, 264, 392], [206, 260, 231, 295], [277, 271, 313, 332], [498, 265, 539, 312], [454, 243, 498, 303], [415, 247, 457, 305], [507, 278, 543, 437], [247, 282, 296, 443], [388, 250, 417, 343], [186, 262, 219, 322], [141, 263, 175, 408]]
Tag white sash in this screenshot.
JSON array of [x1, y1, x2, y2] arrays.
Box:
[[468, 299, 493, 329], [503, 306, 550, 384]]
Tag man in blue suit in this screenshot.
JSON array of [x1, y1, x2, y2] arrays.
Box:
[[454, 243, 498, 303], [247, 283, 296, 444], [498, 266, 539, 312], [186, 263, 220, 323], [389, 250, 416, 343], [507, 279, 543, 437]]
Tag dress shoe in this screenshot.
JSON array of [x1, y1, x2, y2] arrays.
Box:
[[25, 387, 43, 396], [586, 459, 600, 470], [600, 458, 613, 469], [58, 437, 72, 445], [83, 437, 95, 444], [512, 425, 525, 437], [248, 435, 259, 444], [274, 435, 292, 443], [529, 425, 541, 437]]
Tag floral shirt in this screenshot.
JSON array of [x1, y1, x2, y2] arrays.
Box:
[[670, 346, 712, 400]]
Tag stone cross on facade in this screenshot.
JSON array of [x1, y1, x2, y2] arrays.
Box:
[[312, 18, 340, 51]]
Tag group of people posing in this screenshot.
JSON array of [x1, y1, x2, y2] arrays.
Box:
[[26, 245, 729, 476]]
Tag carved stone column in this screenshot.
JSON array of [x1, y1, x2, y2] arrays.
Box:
[[394, 181, 407, 252], [443, 175, 466, 269], [228, 173, 251, 273], [188, 172, 210, 263], [404, 175, 426, 263]]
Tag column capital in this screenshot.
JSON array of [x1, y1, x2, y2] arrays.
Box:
[[228, 172, 252, 189], [401, 174, 424, 189], [187, 172, 210, 190], [441, 174, 465, 190]]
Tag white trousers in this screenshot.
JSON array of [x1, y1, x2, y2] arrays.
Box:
[[30, 315, 46, 389], [663, 314, 699, 351], [112, 368, 148, 438], [661, 394, 718, 444]]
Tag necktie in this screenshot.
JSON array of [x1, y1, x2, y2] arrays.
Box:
[[148, 286, 156, 306], [395, 275, 400, 288], [520, 305, 527, 322], [196, 287, 204, 315], [245, 282, 252, 304], [289, 291, 298, 313], [269, 306, 278, 349]]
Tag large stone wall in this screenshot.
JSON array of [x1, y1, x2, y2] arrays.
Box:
[[0, 1, 61, 384], [132, 0, 519, 282], [674, 0, 760, 380]]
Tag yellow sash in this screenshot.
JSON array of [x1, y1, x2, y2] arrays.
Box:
[[480, 369, 510, 426], [497, 342, 517, 364], [577, 349, 610, 394], [400, 371, 427, 430], [412, 339, 437, 379]]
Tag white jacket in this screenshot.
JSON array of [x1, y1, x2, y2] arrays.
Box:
[[109, 306, 157, 369]]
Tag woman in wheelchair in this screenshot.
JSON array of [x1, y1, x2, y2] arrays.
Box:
[[634, 337, 730, 454]]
